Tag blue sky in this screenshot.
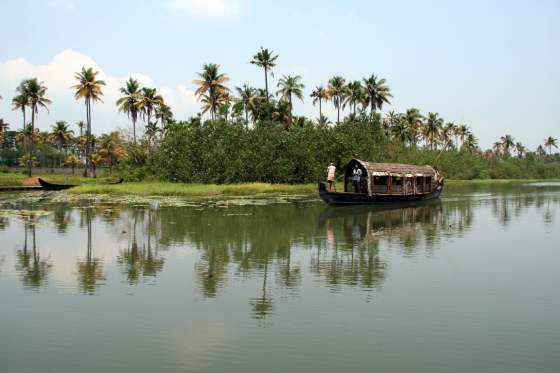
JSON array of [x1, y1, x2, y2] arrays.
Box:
[[0, 0, 558, 149]]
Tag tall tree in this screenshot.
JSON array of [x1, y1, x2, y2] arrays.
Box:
[[192, 63, 229, 120], [423, 112, 443, 150], [463, 133, 478, 154], [116, 78, 142, 144], [49, 121, 74, 165], [362, 74, 392, 114], [250, 47, 278, 102], [328, 76, 346, 125], [12, 81, 29, 130], [514, 142, 525, 158], [139, 87, 164, 129], [97, 132, 127, 175], [403, 108, 423, 147], [276, 75, 304, 124], [544, 136, 558, 156], [235, 84, 257, 126], [155, 104, 173, 128], [343, 81, 363, 116], [72, 67, 105, 177], [310, 86, 328, 119], [500, 134, 515, 157], [24, 78, 51, 176]]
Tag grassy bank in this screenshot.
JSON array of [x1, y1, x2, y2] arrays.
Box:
[[69, 182, 317, 196], [0, 172, 116, 187]]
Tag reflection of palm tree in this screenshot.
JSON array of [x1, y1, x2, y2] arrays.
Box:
[[16, 223, 51, 290], [249, 261, 274, 323], [77, 208, 105, 295]]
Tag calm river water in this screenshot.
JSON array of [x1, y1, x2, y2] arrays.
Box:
[[1, 184, 559, 373]]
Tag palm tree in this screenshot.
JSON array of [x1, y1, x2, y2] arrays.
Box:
[[76, 120, 85, 136], [441, 122, 456, 150], [310, 86, 328, 119], [97, 132, 127, 175], [343, 81, 363, 116], [403, 108, 423, 146], [463, 133, 478, 154], [536, 144, 546, 158], [328, 76, 346, 125], [515, 142, 526, 158], [250, 47, 278, 101], [544, 136, 558, 156], [72, 67, 106, 177], [362, 74, 392, 114], [235, 84, 257, 126], [423, 112, 443, 150], [456, 124, 469, 148], [500, 134, 515, 157], [24, 78, 51, 176], [116, 78, 142, 144], [139, 87, 164, 129], [89, 153, 103, 178], [12, 82, 29, 130], [492, 141, 503, 157], [155, 104, 173, 128], [192, 63, 229, 120], [0, 119, 8, 148], [64, 154, 81, 175], [276, 75, 304, 124], [49, 121, 74, 165]]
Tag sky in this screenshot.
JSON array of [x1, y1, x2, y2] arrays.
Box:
[[0, 0, 558, 149]]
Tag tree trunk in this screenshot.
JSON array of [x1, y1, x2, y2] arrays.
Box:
[[28, 106, 35, 177], [132, 116, 137, 144], [337, 99, 340, 125], [264, 67, 269, 102], [319, 98, 322, 118], [245, 109, 249, 127], [22, 108, 26, 130]]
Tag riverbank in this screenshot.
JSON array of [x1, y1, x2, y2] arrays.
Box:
[[1, 173, 558, 197]]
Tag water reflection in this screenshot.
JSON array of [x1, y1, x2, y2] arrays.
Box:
[[15, 219, 52, 290], [76, 208, 105, 295], [1, 184, 558, 317]]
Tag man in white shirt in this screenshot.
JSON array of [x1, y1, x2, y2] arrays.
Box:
[[352, 164, 362, 193], [327, 162, 336, 191]]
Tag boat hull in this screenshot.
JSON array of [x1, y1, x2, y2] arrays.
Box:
[[38, 178, 76, 191], [318, 182, 442, 205]]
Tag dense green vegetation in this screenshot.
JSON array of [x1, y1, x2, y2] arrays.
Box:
[[1, 47, 558, 183]]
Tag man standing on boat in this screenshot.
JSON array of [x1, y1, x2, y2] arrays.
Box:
[[352, 164, 362, 193], [327, 162, 337, 191]]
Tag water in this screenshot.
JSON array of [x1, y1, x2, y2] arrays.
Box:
[[0, 184, 559, 373]]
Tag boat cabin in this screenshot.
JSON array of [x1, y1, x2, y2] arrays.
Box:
[[343, 159, 441, 196]]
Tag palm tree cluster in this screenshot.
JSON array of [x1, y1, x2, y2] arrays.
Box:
[[116, 78, 172, 144]]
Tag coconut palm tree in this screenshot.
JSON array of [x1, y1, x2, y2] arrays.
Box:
[[235, 84, 257, 126], [49, 121, 74, 165], [155, 104, 173, 128], [403, 108, 423, 146], [116, 78, 142, 144], [24, 78, 51, 176], [64, 154, 81, 175], [362, 74, 392, 114], [544, 136, 558, 156], [11, 82, 29, 130], [536, 144, 546, 158], [423, 112, 443, 150], [455, 124, 469, 149], [72, 67, 105, 177], [343, 81, 363, 116], [328, 76, 346, 125], [310, 86, 328, 119], [276, 75, 304, 124], [391, 116, 409, 144], [463, 133, 478, 154], [139, 87, 164, 129], [441, 122, 456, 150], [515, 142, 526, 158], [500, 134, 515, 157], [250, 47, 278, 101], [97, 132, 127, 175], [492, 141, 503, 158], [89, 153, 103, 178], [192, 63, 229, 120]]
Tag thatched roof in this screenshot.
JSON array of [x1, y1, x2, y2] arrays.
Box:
[[350, 159, 438, 177]]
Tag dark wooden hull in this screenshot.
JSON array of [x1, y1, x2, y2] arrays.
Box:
[[318, 182, 442, 205], [38, 178, 76, 191]]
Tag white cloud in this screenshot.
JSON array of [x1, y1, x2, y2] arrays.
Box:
[[167, 0, 240, 17], [0, 49, 198, 134]]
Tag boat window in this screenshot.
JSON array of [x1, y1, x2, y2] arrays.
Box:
[[425, 176, 432, 185], [393, 177, 402, 186], [374, 176, 388, 185]]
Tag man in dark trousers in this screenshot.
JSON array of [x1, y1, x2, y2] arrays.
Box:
[[352, 164, 362, 193]]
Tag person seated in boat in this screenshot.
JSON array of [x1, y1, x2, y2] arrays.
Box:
[[352, 164, 362, 193], [406, 178, 413, 194], [327, 162, 337, 191]]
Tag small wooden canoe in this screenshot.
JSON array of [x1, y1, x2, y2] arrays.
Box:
[[38, 178, 76, 191]]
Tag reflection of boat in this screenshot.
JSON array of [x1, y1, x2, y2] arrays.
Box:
[[38, 178, 76, 191], [318, 198, 442, 223], [319, 159, 443, 205]]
